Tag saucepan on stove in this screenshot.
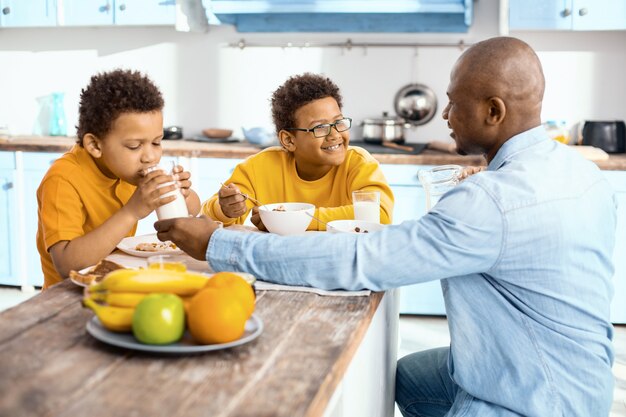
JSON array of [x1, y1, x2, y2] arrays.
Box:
[[361, 83, 438, 145]]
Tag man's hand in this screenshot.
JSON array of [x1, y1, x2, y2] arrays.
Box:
[[154, 216, 220, 260]]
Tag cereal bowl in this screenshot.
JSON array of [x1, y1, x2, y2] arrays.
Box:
[[326, 220, 386, 234], [258, 203, 315, 235]]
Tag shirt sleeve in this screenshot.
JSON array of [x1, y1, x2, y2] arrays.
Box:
[[39, 175, 86, 250], [207, 179, 504, 291]]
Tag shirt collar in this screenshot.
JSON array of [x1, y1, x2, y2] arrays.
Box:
[[73, 144, 126, 189], [488, 125, 547, 171]]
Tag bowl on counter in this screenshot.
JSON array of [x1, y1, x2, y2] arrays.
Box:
[[242, 127, 277, 146], [326, 220, 385, 234], [258, 203, 315, 235], [202, 128, 233, 139]]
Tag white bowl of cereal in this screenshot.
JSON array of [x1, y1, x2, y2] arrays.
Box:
[[258, 202, 315, 235], [326, 220, 386, 234]]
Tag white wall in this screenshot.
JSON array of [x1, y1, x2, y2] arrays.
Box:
[[1, 0, 625, 144]]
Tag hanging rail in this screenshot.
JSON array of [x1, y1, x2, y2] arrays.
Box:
[[229, 38, 470, 50]]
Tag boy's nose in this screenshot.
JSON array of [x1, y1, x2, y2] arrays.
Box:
[[141, 147, 159, 164]]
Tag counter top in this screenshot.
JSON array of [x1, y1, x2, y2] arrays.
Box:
[[0, 278, 394, 417], [2, 135, 626, 170]]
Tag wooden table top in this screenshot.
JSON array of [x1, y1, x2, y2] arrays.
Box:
[[0, 279, 383, 417], [3, 135, 625, 169]]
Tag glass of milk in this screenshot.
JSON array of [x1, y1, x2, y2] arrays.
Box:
[[145, 164, 189, 220], [418, 164, 462, 211], [352, 190, 381, 223]]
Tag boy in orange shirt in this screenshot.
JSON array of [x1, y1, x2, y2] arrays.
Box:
[[36, 69, 200, 288]]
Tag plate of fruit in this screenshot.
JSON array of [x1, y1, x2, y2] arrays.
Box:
[[83, 269, 261, 353]]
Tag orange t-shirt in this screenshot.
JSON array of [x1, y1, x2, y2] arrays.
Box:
[[36, 145, 136, 288]]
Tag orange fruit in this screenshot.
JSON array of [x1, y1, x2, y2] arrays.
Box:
[[187, 287, 247, 344], [206, 272, 256, 318]]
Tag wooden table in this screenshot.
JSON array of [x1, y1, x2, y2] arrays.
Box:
[[0, 277, 398, 417]]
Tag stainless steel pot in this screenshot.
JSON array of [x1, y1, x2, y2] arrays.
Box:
[[361, 112, 411, 144]]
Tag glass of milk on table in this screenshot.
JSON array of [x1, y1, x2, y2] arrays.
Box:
[[146, 164, 189, 220], [418, 164, 462, 211], [352, 190, 381, 223]]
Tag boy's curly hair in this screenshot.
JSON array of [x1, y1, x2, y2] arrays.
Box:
[[76, 69, 164, 146], [271, 73, 343, 134]]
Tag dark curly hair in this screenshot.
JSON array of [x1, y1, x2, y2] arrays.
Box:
[[271, 73, 343, 134], [76, 69, 164, 146]]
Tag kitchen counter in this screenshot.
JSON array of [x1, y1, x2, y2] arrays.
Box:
[[0, 278, 398, 417], [3, 135, 625, 169]]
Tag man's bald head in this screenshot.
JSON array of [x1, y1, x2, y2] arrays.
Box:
[[443, 37, 545, 161], [457, 37, 544, 125]]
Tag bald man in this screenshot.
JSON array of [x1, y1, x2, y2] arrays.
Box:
[[156, 37, 617, 416]]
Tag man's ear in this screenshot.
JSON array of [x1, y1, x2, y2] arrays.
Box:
[[486, 97, 506, 126], [83, 133, 103, 158], [278, 130, 296, 151]]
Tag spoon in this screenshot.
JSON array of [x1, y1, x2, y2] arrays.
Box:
[[305, 212, 330, 228], [219, 182, 264, 207]]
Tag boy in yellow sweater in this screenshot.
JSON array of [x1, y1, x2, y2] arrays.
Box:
[[201, 73, 393, 231], [36, 69, 200, 288]]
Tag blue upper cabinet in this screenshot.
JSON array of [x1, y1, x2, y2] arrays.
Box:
[[62, 0, 114, 25], [509, 0, 626, 31], [209, 0, 473, 32], [62, 0, 175, 26], [0, 0, 57, 27], [114, 0, 176, 25]]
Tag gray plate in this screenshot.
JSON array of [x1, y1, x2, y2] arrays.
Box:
[[86, 314, 263, 354]]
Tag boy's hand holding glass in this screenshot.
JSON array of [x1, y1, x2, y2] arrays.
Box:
[[172, 164, 193, 198], [218, 183, 248, 219], [125, 167, 178, 220]]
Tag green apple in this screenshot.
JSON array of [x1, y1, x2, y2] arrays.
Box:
[[132, 293, 185, 345]]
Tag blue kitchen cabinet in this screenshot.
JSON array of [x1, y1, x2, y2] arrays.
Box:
[[0, 152, 18, 286], [0, 0, 57, 27], [380, 163, 447, 315], [192, 157, 242, 203], [62, 0, 114, 25], [211, 0, 473, 33], [62, 0, 174, 26], [509, 0, 626, 31], [22, 152, 63, 287], [114, 0, 175, 25]]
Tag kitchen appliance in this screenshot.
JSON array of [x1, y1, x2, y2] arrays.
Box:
[[361, 83, 437, 146], [581, 121, 625, 153], [163, 126, 183, 140]]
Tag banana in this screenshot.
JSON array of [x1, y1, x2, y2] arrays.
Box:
[[82, 297, 134, 332], [88, 291, 147, 308], [90, 269, 210, 296]]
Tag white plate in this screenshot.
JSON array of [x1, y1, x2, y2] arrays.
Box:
[[86, 314, 263, 354], [69, 266, 95, 288], [117, 234, 183, 258]]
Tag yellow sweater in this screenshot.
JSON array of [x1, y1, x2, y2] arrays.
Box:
[[201, 146, 394, 230]]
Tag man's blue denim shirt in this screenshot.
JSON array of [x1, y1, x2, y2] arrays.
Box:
[[207, 126, 617, 417]]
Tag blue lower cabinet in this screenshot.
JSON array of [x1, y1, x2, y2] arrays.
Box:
[[0, 152, 18, 285], [381, 163, 446, 314], [23, 152, 64, 287], [193, 157, 242, 202]]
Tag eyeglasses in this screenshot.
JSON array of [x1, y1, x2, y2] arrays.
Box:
[[286, 117, 352, 138]]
